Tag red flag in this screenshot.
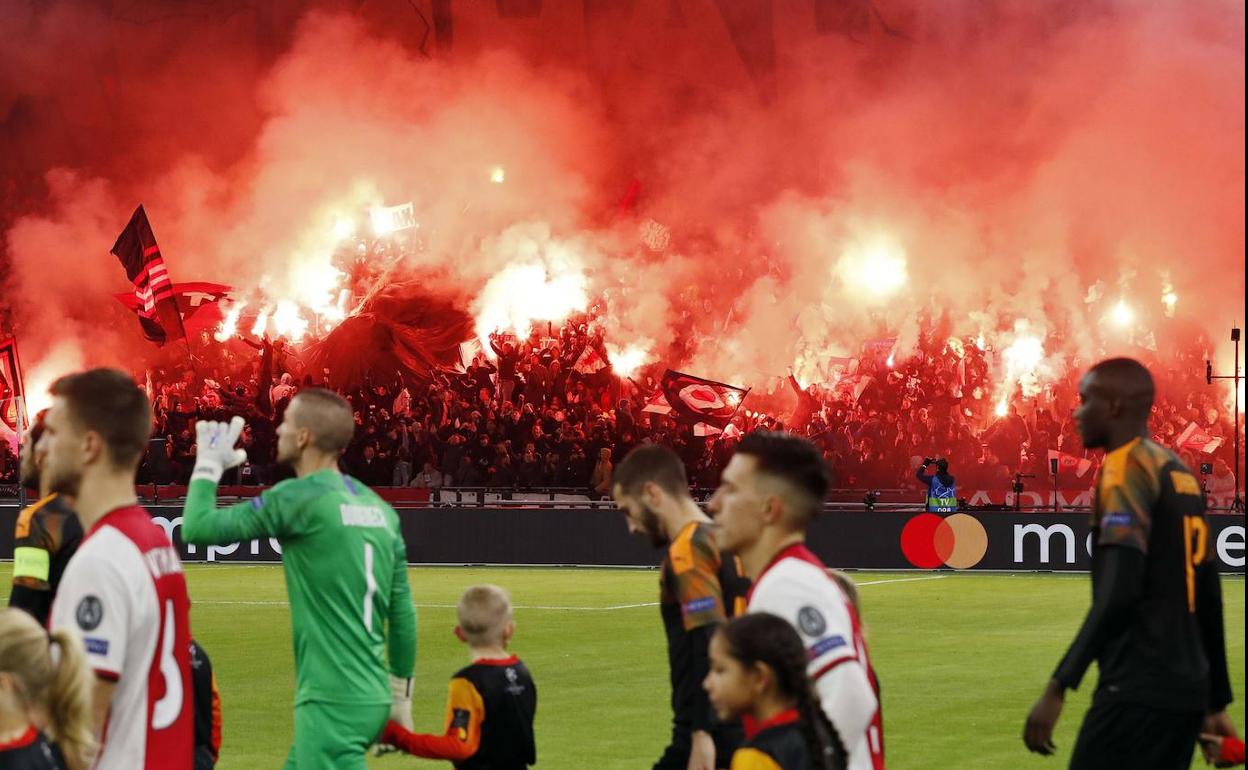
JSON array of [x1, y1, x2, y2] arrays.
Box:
[[1176, 422, 1224, 454], [111, 205, 186, 345], [573, 346, 608, 375], [659, 370, 748, 429], [0, 337, 26, 432], [1047, 449, 1093, 478], [115, 282, 232, 337], [641, 389, 673, 415]]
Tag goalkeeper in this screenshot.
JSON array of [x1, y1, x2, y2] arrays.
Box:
[[181, 389, 418, 770]]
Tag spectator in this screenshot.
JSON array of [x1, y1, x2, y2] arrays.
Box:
[[1207, 458, 1237, 498], [411, 461, 443, 489], [392, 447, 414, 487], [590, 447, 613, 498]]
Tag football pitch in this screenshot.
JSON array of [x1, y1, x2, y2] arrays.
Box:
[[2, 564, 1243, 770]]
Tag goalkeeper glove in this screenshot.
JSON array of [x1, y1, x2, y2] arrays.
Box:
[[389, 674, 414, 730], [191, 416, 249, 483], [374, 675, 414, 757]]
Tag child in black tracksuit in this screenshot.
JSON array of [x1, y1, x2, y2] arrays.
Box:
[[381, 585, 536, 770]]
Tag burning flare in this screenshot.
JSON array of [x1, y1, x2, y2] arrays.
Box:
[[1110, 300, 1135, 328], [836, 235, 908, 300], [606, 344, 650, 378], [474, 260, 589, 348]]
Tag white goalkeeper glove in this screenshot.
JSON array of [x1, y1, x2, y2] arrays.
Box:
[[389, 674, 414, 730], [374, 674, 414, 756], [191, 416, 249, 483]]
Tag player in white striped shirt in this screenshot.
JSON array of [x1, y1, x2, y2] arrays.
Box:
[[708, 431, 884, 770]]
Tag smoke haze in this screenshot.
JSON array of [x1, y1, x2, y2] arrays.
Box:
[[2, 0, 1243, 405]]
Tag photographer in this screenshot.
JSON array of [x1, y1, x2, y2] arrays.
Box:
[[916, 457, 958, 513]]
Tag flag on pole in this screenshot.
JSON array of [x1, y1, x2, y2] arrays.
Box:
[[111, 205, 187, 346], [659, 370, 748, 429], [1047, 449, 1093, 478], [115, 281, 232, 337], [1176, 422, 1224, 454], [573, 345, 609, 375], [0, 337, 26, 432]]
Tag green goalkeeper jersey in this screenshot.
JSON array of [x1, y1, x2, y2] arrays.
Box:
[[183, 470, 417, 706]]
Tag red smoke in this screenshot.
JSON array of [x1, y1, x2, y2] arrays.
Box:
[[1, 1, 1243, 404]]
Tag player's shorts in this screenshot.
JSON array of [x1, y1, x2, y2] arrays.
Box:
[[652, 723, 743, 770], [282, 701, 389, 770], [1069, 701, 1202, 770]]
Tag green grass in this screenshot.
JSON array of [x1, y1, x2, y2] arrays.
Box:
[[2, 564, 1243, 769]]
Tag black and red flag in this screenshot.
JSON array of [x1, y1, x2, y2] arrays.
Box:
[[111, 205, 186, 346], [114, 282, 232, 338], [0, 337, 26, 433], [659, 369, 748, 429]]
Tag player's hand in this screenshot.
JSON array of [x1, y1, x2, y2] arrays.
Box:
[[374, 677, 414, 757], [687, 729, 715, 770], [1023, 679, 1064, 756], [1201, 711, 1239, 766], [389, 674, 414, 731], [1200, 734, 1225, 766], [191, 416, 248, 483], [373, 719, 406, 758]]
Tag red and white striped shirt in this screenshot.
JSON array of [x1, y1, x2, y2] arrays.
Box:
[[50, 505, 193, 770]]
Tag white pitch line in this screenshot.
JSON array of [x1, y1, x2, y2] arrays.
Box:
[[854, 575, 949, 587], [190, 580, 943, 611]]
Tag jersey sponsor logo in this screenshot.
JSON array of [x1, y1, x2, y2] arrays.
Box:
[[683, 596, 717, 615], [340, 504, 387, 528], [1101, 511, 1133, 528], [797, 606, 827, 637], [807, 635, 848, 660], [76, 595, 103, 631], [144, 545, 184, 580], [84, 637, 110, 656]]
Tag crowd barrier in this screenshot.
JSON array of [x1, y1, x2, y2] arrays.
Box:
[[1, 505, 1242, 574]]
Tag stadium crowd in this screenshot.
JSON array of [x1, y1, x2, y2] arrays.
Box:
[[4, 315, 1239, 498]]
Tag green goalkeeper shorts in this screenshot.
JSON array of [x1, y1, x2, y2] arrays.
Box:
[[282, 701, 389, 770]]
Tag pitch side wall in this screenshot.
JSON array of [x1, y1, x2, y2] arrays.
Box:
[[1, 507, 1242, 574]]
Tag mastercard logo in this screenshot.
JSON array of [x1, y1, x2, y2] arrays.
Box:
[[900, 513, 988, 569]]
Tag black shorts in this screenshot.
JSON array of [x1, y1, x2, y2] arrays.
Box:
[[652, 724, 743, 770], [1069, 701, 1202, 770]]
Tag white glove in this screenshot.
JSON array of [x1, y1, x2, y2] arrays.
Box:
[[389, 674, 414, 731], [191, 416, 249, 483], [373, 674, 414, 756]]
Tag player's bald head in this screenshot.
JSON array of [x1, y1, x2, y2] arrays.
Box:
[[289, 388, 354, 454], [1076, 357, 1157, 450], [1085, 358, 1155, 419]]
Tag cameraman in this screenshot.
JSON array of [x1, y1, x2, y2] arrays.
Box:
[[916, 457, 958, 513]]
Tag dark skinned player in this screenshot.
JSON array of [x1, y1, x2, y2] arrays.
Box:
[[1023, 357, 1236, 769]]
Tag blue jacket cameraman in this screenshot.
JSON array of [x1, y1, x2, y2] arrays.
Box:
[[916, 457, 958, 513]]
